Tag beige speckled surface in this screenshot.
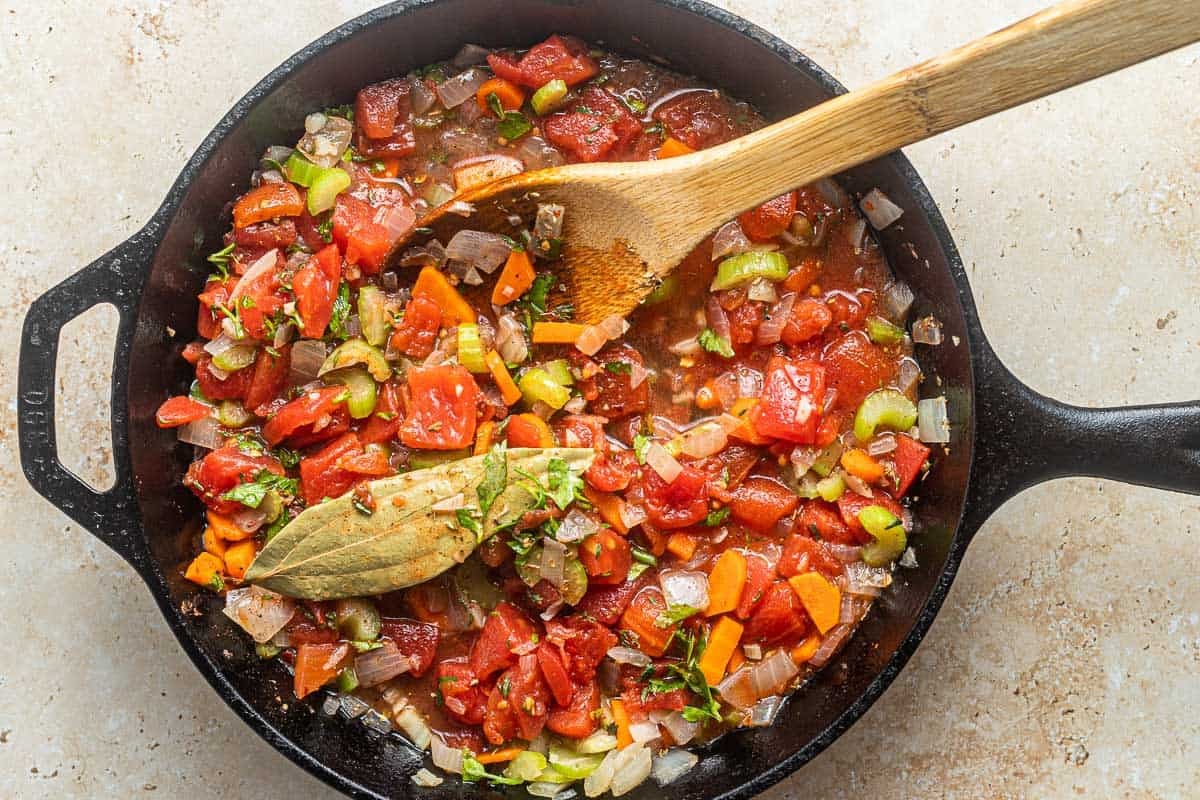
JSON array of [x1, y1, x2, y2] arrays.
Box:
[[3, 1, 1199, 798]]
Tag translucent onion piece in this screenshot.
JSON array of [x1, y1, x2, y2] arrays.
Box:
[[411, 768, 443, 788], [356, 641, 417, 687], [918, 396, 951, 443], [436, 67, 487, 108], [447, 200, 476, 217], [825, 542, 863, 563], [746, 277, 779, 304], [222, 587, 296, 643], [584, 748, 621, 797], [540, 599, 565, 622], [514, 135, 566, 171], [742, 643, 763, 661], [705, 295, 731, 342], [866, 432, 897, 456], [843, 472, 873, 498], [750, 649, 800, 699], [233, 506, 267, 534], [618, 503, 647, 531], [644, 442, 682, 483], [668, 336, 702, 356], [715, 666, 758, 709], [575, 729, 619, 754], [809, 624, 853, 668], [563, 396, 587, 414], [897, 357, 922, 396], [609, 743, 653, 797], [678, 421, 727, 459], [597, 315, 629, 339], [606, 646, 652, 667], [495, 312, 529, 364], [658, 712, 700, 747], [272, 321, 296, 349], [410, 78, 437, 115], [860, 188, 904, 230], [711, 221, 752, 261], [540, 537, 568, 588], [535, 203, 566, 240], [204, 332, 239, 357], [628, 362, 648, 390], [912, 315, 944, 346], [430, 736, 464, 774], [748, 695, 786, 727], [789, 445, 820, 474], [814, 177, 849, 209], [395, 705, 432, 750], [178, 415, 222, 449], [652, 749, 698, 786], [844, 561, 892, 596], [755, 292, 796, 346], [845, 218, 867, 250], [528, 782, 574, 799], [881, 281, 915, 321], [575, 324, 610, 357], [445, 230, 510, 274], [659, 569, 709, 610], [557, 509, 600, 543], [298, 115, 354, 168], [628, 720, 661, 744], [261, 145, 294, 170], [899, 547, 919, 568], [840, 593, 873, 625], [289, 340, 327, 384]]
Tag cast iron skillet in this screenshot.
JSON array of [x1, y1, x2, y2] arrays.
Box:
[[18, 1, 1200, 798]]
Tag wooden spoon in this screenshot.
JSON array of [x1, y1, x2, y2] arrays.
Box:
[[406, 0, 1200, 322]]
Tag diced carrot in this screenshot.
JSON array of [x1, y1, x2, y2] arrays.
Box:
[[491, 248, 536, 306], [507, 413, 556, 448], [611, 699, 633, 749], [705, 549, 748, 616], [184, 552, 224, 589], [475, 747, 524, 765], [294, 642, 351, 699], [657, 136, 695, 159], [532, 321, 587, 345], [223, 540, 259, 581], [641, 525, 669, 557], [698, 616, 744, 685], [694, 380, 721, 411], [666, 532, 697, 561], [232, 182, 304, 229], [726, 397, 772, 445], [202, 526, 226, 560], [412, 266, 475, 326], [584, 486, 629, 535], [791, 633, 822, 664], [474, 420, 496, 456], [476, 77, 526, 112], [787, 572, 841, 634], [206, 510, 252, 542], [840, 448, 885, 484], [485, 350, 523, 406]]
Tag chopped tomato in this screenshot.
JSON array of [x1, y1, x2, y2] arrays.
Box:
[[196, 276, 234, 340], [299, 432, 365, 505], [234, 219, 297, 250], [734, 551, 774, 619], [536, 642, 573, 707], [557, 414, 633, 492], [796, 500, 857, 545], [546, 681, 601, 738], [437, 657, 489, 726], [749, 356, 826, 444], [233, 182, 304, 229], [292, 642, 350, 699], [824, 290, 871, 330], [543, 112, 620, 162], [229, 251, 285, 340], [184, 443, 284, 515], [506, 413, 556, 448], [380, 617, 440, 677], [483, 653, 549, 744], [890, 434, 931, 496], [399, 365, 479, 450], [358, 380, 403, 444], [579, 528, 632, 586], [470, 602, 537, 680], [261, 386, 348, 446], [742, 581, 809, 646], [388, 294, 442, 359], [331, 194, 414, 275], [727, 301, 762, 346], [487, 35, 599, 89], [574, 87, 642, 148], [738, 191, 798, 242], [354, 78, 417, 158], [778, 534, 844, 579], [618, 587, 676, 657], [837, 491, 905, 540], [653, 90, 741, 150], [729, 476, 799, 532], [293, 244, 341, 339], [641, 463, 709, 530], [782, 257, 823, 295], [781, 298, 833, 345], [285, 617, 341, 645], [822, 331, 893, 411], [574, 573, 648, 626], [285, 408, 351, 449], [243, 344, 291, 414], [155, 396, 211, 428]]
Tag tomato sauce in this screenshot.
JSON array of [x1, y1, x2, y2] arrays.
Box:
[[163, 35, 933, 793]]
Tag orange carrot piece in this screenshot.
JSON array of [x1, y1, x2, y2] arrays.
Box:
[[726, 397, 771, 445], [841, 448, 885, 484], [531, 321, 587, 345], [474, 420, 496, 456], [492, 248, 536, 306], [475, 747, 524, 765], [791, 634, 822, 664], [507, 413, 556, 448], [727, 646, 747, 674], [206, 510, 252, 542], [476, 77, 526, 112], [485, 350, 523, 406], [584, 487, 629, 535], [223, 540, 258, 581], [657, 136, 695, 159], [611, 699, 634, 749], [666, 532, 697, 561], [232, 182, 304, 229], [705, 549, 748, 616], [184, 552, 224, 589], [788, 572, 841, 634], [698, 616, 744, 685], [412, 266, 475, 326], [202, 526, 227, 560]]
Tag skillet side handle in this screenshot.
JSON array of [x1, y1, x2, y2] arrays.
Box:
[[962, 336, 1200, 536], [18, 233, 148, 565]]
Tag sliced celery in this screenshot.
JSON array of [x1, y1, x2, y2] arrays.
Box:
[[541, 358, 574, 386], [323, 366, 377, 419], [853, 389, 918, 441], [519, 367, 571, 410], [866, 315, 905, 345], [283, 151, 323, 187], [457, 323, 489, 373], [710, 251, 789, 291], [357, 285, 390, 348], [319, 338, 391, 381], [211, 344, 257, 372], [307, 167, 352, 215], [816, 472, 845, 502], [531, 79, 569, 115], [858, 505, 907, 566]]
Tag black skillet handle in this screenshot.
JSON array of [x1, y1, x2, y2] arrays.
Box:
[[961, 334, 1200, 536], [18, 232, 149, 565]]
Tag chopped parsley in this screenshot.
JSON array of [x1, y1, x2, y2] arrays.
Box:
[[207, 573, 226, 593], [317, 216, 334, 243], [546, 457, 587, 511], [213, 301, 245, 339], [273, 447, 302, 469], [486, 92, 534, 141], [632, 434, 652, 465], [456, 508, 482, 538], [698, 328, 735, 358], [326, 281, 352, 340], [323, 104, 355, 121], [220, 470, 299, 508], [477, 442, 508, 518], [206, 242, 236, 280], [703, 507, 731, 527], [631, 545, 657, 567], [604, 361, 632, 375], [656, 603, 700, 628], [461, 752, 522, 786]]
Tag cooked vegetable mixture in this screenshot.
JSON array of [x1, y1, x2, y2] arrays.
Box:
[[158, 35, 947, 797]]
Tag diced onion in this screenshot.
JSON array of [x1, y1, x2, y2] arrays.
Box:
[[514, 135, 566, 171], [528, 782, 573, 799], [841, 593, 873, 625], [814, 177, 849, 209], [597, 315, 629, 339], [845, 218, 867, 250], [436, 67, 487, 108], [651, 749, 698, 786], [540, 537, 567, 588], [748, 695, 786, 727], [411, 768, 443, 787], [755, 292, 796, 346], [576, 730, 619, 754], [912, 315, 944, 345], [678, 421, 727, 459], [431, 493, 466, 512], [447, 200, 475, 217], [656, 711, 699, 746], [452, 43, 491, 67], [742, 643, 763, 660], [843, 472, 872, 498], [535, 203, 565, 240], [917, 396, 951, 443], [844, 561, 893, 596], [899, 547, 919, 568], [272, 321, 296, 349], [445, 229, 511, 275], [394, 705, 432, 750], [289, 340, 327, 384], [659, 570, 709, 610], [298, 116, 353, 168], [540, 599, 565, 622], [584, 748, 621, 797], [495, 312, 529, 364], [826, 542, 863, 563], [430, 736, 464, 774], [609, 743, 653, 797], [233, 506, 268, 534], [897, 357, 922, 396], [178, 415, 222, 449], [809, 624, 853, 668], [356, 641, 417, 687], [750, 649, 800, 699], [711, 221, 752, 261], [204, 332, 239, 357], [222, 587, 296, 643], [881, 281, 914, 322], [628, 720, 660, 744], [715, 666, 758, 709], [668, 336, 702, 356], [860, 188, 904, 230], [705, 296, 731, 342], [746, 277, 778, 304], [410, 78, 437, 116], [789, 445, 819, 474], [644, 442, 682, 483], [606, 646, 652, 667], [866, 432, 897, 456], [628, 362, 648, 389], [557, 509, 600, 543], [575, 324, 610, 357], [619, 503, 647, 530]]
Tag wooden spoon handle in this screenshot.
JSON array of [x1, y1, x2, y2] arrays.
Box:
[[694, 0, 1200, 223]]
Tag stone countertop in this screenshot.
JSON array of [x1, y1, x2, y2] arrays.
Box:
[[1, 1, 1197, 797]]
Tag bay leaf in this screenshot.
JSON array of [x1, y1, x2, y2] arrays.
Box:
[[243, 447, 594, 600]]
